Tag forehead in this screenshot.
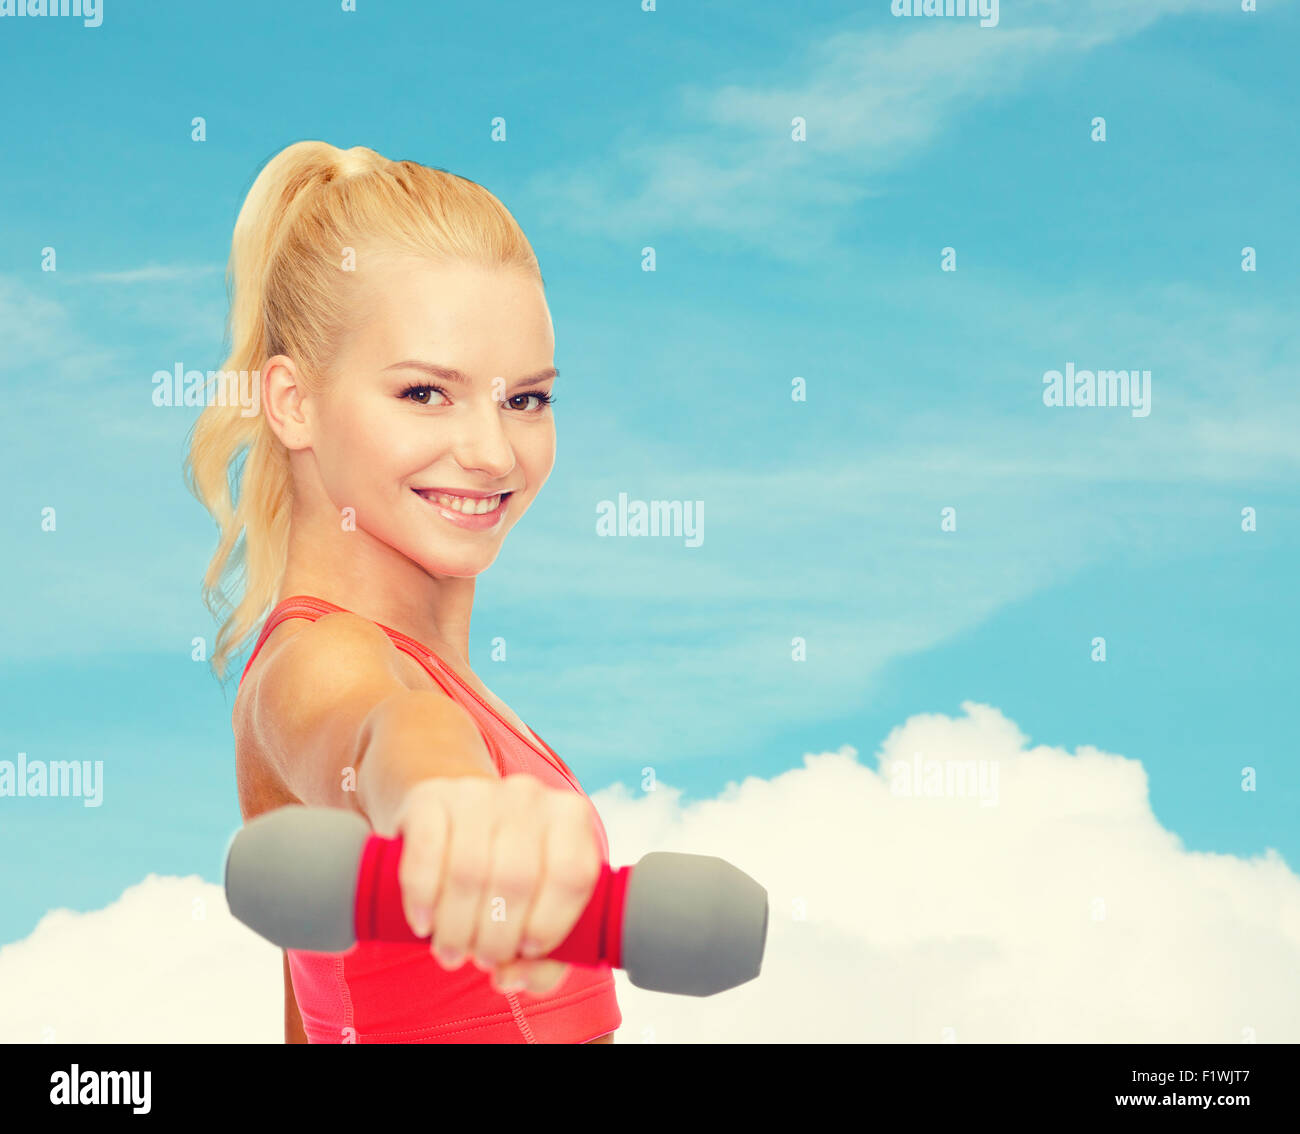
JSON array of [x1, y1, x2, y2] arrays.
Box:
[[341, 252, 553, 374]]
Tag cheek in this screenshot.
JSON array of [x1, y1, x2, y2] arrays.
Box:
[[313, 406, 391, 508], [517, 425, 556, 484], [320, 402, 420, 484]]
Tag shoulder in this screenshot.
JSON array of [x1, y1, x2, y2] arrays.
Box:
[[237, 611, 434, 725], [233, 609, 465, 804], [250, 611, 400, 685]]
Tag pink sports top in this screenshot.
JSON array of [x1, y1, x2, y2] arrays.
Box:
[[238, 594, 622, 1044]]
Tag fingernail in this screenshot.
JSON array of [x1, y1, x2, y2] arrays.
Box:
[[409, 907, 432, 937], [435, 947, 464, 968], [520, 938, 543, 958]]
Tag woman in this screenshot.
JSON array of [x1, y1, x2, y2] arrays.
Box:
[[187, 141, 619, 1043]]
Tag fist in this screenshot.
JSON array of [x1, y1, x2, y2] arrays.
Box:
[[392, 773, 603, 996]]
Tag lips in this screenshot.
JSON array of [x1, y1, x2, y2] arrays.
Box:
[[413, 489, 509, 516], [411, 487, 513, 530]]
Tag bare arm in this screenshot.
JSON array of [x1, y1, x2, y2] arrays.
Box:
[[245, 610, 590, 1013]]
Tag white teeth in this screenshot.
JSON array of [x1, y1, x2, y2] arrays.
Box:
[[429, 492, 501, 515]]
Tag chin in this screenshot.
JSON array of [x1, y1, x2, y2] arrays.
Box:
[[415, 549, 502, 578]]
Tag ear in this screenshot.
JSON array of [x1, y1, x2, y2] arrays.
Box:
[[262, 355, 313, 450]]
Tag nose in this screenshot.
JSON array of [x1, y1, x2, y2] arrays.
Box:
[[449, 398, 517, 480]]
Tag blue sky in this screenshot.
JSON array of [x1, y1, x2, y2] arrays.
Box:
[[1, 0, 1297, 946]]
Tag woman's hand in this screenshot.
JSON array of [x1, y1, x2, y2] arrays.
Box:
[[392, 773, 602, 996]]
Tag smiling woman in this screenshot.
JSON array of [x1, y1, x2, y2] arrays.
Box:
[[184, 140, 620, 1044]]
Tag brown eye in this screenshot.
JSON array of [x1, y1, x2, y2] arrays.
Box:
[[507, 391, 554, 412], [400, 385, 445, 406]]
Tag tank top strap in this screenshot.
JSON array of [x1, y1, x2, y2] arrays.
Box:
[[237, 593, 524, 779], [238, 595, 465, 708], [238, 595, 349, 687]]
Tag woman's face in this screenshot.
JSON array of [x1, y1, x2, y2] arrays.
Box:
[[300, 255, 557, 578]]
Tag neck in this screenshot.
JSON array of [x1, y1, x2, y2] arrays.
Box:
[[279, 507, 477, 667]]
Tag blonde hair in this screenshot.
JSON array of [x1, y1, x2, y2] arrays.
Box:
[[185, 140, 541, 679]]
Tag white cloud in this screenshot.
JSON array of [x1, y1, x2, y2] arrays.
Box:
[[0, 875, 281, 1044], [3, 703, 1296, 1043]]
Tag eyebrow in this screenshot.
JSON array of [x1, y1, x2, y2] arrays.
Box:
[[382, 360, 559, 386]]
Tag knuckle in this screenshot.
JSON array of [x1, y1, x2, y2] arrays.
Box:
[[499, 780, 542, 821], [397, 845, 435, 893], [402, 778, 444, 812], [398, 860, 433, 895], [553, 790, 588, 819], [396, 809, 427, 842], [501, 773, 542, 798], [456, 775, 494, 799], [489, 861, 539, 899], [549, 848, 600, 896], [398, 796, 445, 842], [445, 853, 489, 893]]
